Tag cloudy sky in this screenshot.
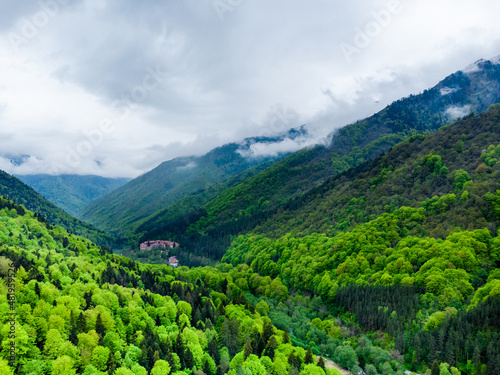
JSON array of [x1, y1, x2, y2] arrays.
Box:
[[1, 0, 500, 178]]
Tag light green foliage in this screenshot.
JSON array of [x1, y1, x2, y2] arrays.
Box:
[[90, 346, 110, 371], [224, 215, 492, 303], [255, 300, 270, 316], [241, 354, 267, 375], [301, 363, 326, 375], [272, 352, 289, 375], [423, 308, 457, 330], [151, 360, 171, 375], [114, 368, 135, 375], [452, 169, 471, 191], [469, 279, 500, 309], [0, 358, 14, 375], [82, 364, 108, 375], [176, 301, 192, 318], [131, 364, 148, 375], [51, 355, 77, 375], [44, 329, 65, 359], [481, 144, 500, 166]]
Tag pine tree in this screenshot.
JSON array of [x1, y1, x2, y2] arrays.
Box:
[[318, 357, 326, 371], [431, 360, 440, 375], [175, 333, 186, 367], [244, 337, 253, 359], [305, 347, 314, 364], [204, 358, 214, 375], [95, 313, 105, 344], [167, 351, 177, 372], [265, 336, 277, 359], [69, 311, 78, 345], [184, 347, 194, 369], [107, 351, 117, 375], [77, 312, 86, 333], [263, 321, 274, 343], [283, 330, 291, 344], [34, 282, 40, 297], [208, 338, 220, 365]]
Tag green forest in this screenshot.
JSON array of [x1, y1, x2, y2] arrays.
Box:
[[0, 196, 346, 375]]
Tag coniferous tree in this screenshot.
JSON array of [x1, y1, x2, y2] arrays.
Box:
[[318, 357, 326, 371], [95, 313, 105, 344], [176, 333, 185, 367], [208, 337, 220, 365], [283, 330, 291, 344], [184, 347, 194, 370], [244, 337, 253, 360], [77, 312, 86, 333], [263, 321, 274, 343], [69, 311, 78, 345], [431, 360, 439, 375], [107, 351, 116, 375], [265, 336, 277, 359], [305, 347, 314, 364]]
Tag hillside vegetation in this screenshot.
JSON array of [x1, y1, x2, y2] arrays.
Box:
[[221, 105, 500, 374], [138, 64, 500, 259], [0, 196, 393, 375], [80, 143, 286, 237], [15, 174, 130, 217], [0, 171, 114, 247]]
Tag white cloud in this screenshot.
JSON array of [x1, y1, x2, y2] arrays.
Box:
[[0, 0, 499, 177], [445, 105, 473, 120], [176, 161, 197, 171]]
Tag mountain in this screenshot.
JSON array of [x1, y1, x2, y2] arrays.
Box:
[[79, 132, 302, 237], [15, 174, 130, 217], [221, 104, 500, 373], [136, 57, 500, 259], [0, 170, 114, 246]]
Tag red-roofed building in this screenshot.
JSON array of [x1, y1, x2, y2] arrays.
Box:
[[168, 256, 179, 268], [140, 240, 179, 251]]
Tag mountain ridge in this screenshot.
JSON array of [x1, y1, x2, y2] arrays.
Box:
[[135, 57, 500, 259], [15, 174, 130, 217], [0, 170, 114, 246]]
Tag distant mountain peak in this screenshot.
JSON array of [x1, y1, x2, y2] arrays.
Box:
[[462, 55, 500, 74]]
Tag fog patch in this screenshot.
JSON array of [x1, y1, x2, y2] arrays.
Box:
[[445, 105, 472, 120], [440, 87, 458, 96], [176, 161, 197, 171]]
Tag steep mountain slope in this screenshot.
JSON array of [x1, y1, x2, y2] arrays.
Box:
[[222, 104, 500, 373], [15, 174, 130, 216], [253, 105, 500, 238], [79, 135, 296, 236], [0, 170, 113, 246], [138, 58, 500, 258]]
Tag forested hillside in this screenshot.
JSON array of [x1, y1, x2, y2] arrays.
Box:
[[0, 196, 361, 375], [80, 141, 288, 237], [137, 61, 500, 259], [15, 175, 130, 217], [0, 171, 114, 246], [253, 105, 500, 238], [222, 105, 500, 374]]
